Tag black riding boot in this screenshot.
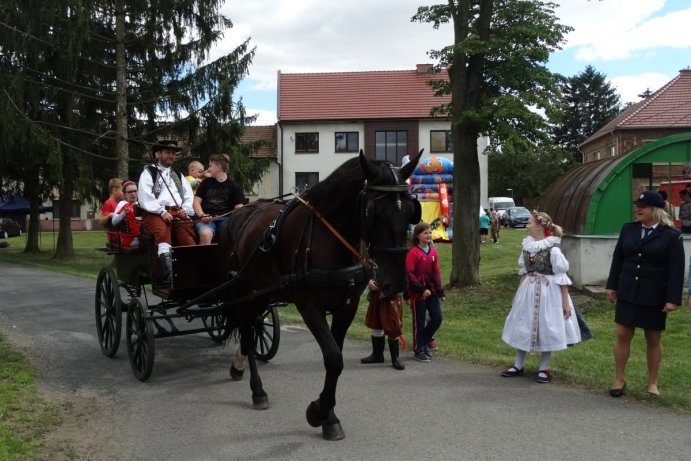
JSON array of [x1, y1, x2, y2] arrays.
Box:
[[388, 338, 405, 370], [159, 252, 172, 286], [361, 336, 385, 363]]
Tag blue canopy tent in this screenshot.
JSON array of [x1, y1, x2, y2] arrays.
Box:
[[0, 195, 53, 215]]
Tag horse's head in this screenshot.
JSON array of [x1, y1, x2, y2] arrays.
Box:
[[359, 149, 423, 297]]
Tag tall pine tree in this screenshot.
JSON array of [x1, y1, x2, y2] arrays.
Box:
[[551, 65, 622, 164]]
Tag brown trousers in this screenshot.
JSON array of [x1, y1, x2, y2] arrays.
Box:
[[142, 213, 196, 247], [364, 295, 403, 338]]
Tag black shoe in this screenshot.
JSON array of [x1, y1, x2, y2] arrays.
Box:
[[609, 381, 627, 398], [501, 365, 524, 377], [159, 252, 173, 287], [388, 338, 405, 370], [536, 370, 552, 383]]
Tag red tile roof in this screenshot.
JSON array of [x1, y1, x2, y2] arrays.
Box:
[[240, 125, 276, 158], [278, 67, 451, 122], [583, 69, 691, 145]]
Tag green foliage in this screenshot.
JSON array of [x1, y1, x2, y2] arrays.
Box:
[[550, 65, 622, 164], [412, 1, 571, 288], [487, 135, 570, 203]]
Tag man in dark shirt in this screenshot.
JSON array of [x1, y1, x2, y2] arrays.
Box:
[[193, 154, 245, 244]]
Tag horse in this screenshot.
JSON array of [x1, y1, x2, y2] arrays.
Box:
[[218, 149, 422, 440]]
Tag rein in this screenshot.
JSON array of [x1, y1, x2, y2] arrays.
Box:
[[292, 194, 375, 270]]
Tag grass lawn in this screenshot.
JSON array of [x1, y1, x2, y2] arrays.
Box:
[[1, 228, 690, 426]]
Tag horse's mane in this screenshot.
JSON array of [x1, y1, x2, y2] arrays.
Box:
[[303, 156, 398, 217]]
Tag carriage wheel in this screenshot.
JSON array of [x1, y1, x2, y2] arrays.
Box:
[[202, 313, 232, 342], [254, 306, 280, 361], [95, 266, 122, 357], [126, 298, 155, 381]]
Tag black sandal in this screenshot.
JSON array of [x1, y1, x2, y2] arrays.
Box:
[[501, 366, 524, 377]]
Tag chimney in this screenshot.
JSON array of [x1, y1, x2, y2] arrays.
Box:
[[416, 64, 433, 74]]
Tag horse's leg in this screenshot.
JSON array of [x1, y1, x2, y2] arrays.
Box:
[[230, 308, 269, 410], [301, 304, 352, 441]]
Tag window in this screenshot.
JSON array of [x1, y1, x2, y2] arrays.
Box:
[[375, 130, 408, 164], [609, 146, 616, 157], [335, 132, 359, 152], [295, 172, 319, 194], [295, 132, 319, 153], [430, 130, 453, 153], [52, 199, 81, 219]]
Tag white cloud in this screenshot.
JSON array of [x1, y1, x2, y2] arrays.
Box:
[[217, 0, 452, 89], [610, 72, 673, 103], [245, 108, 277, 126], [556, 1, 691, 61]]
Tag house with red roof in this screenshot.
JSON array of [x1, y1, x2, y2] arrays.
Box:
[[274, 64, 489, 201], [580, 69, 691, 164]]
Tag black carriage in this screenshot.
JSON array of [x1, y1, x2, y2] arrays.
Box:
[[95, 237, 281, 382]]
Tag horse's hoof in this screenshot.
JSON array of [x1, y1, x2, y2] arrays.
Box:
[[230, 365, 244, 381], [253, 394, 269, 410], [322, 422, 345, 441], [305, 400, 324, 427]]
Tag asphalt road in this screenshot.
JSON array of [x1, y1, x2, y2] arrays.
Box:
[[1, 262, 690, 460]]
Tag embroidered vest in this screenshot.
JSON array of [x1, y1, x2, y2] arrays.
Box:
[[147, 164, 185, 201], [523, 247, 554, 275]]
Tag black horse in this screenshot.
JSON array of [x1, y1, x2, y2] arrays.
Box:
[[219, 149, 422, 440]]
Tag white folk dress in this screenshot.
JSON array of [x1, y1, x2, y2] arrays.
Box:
[[501, 236, 582, 352]]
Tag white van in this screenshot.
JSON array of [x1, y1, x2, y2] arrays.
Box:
[[488, 196, 516, 212], [488, 196, 516, 222]]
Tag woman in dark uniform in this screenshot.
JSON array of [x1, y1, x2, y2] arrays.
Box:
[[606, 190, 684, 397]]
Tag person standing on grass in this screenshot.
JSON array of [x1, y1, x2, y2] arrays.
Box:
[[606, 190, 684, 398], [406, 222, 445, 363], [500, 211, 582, 383]]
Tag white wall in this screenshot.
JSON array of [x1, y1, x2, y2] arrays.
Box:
[[278, 122, 362, 193], [561, 234, 690, 289]]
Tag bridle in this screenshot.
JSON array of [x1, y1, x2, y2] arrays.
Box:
[[360, 180, 414, 258]]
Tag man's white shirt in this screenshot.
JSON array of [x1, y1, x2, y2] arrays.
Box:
[[138, 165, 194, 217]]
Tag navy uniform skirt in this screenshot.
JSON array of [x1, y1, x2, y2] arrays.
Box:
[[615, 300, 667, 330]]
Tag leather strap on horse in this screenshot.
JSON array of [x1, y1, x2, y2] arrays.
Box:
[[293, 194, 374, 270]]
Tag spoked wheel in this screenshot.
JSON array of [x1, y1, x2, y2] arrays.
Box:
[[254, 306, 280, 361], [95, 266, 122, 357], [126, 298, 155, 381], [202, 313, 232, 342]]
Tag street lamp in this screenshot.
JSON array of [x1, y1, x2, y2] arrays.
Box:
[[507, 188, 513, 199]]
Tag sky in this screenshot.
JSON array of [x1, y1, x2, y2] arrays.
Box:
[[213, 0, 691, 125]]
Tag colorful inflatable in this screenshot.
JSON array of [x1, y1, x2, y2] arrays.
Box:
[[409, 156, 454, 242]]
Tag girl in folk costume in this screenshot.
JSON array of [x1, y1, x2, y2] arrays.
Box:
[[111, 180, 142, 248], [500, 211, 582, 383], [406, 222, 445, 363]]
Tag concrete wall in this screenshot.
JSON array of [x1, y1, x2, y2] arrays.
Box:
[[561, 234, 690, 290]]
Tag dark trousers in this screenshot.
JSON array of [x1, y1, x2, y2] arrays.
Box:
[[411, 296, 442, 353]]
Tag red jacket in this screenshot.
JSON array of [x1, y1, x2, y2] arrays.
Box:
[[406, 245, 444, 301]]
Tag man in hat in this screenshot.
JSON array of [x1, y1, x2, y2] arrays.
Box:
[[138, 140, 196, 286]]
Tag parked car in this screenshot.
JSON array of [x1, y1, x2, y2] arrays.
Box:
[[503, 206, 531, 228], [0, 217, 22, 238]]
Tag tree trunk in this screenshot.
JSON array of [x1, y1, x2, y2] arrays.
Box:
[[54, 168, 75, 260], [115, 0, 129, 178], [448, 123, 481, 288], [20, 170, 41, 253]]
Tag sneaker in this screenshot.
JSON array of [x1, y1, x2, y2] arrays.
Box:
[[413, 351, 431, 363], [424, 347, 434, 358], [427, 340, 439, 351], [500, 365, 524, 377], [536, 370, 551, 383]]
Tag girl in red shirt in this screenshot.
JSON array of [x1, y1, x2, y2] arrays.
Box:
[[406, 222, 445, 362]]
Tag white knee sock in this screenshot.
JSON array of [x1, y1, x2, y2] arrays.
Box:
[[539, 351, 552, 370], [514, 349, 527, 369], [157, 242, 171, 256]]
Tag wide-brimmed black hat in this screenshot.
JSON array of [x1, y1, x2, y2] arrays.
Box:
[[633, 190, 665, 208], [151, 140, 182, 153]]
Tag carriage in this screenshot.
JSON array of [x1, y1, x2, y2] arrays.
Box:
[[95, 150, 422, 440], [95, 233, 281, 382]]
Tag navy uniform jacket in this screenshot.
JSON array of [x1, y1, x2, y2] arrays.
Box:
[[606, 222, 685, 307]]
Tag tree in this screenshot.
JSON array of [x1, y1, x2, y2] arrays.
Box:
[[551, 65, 621, 164], [487, 135, 570, 204], [413, 1, 571, 288], [1, 0, 261, 258]]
